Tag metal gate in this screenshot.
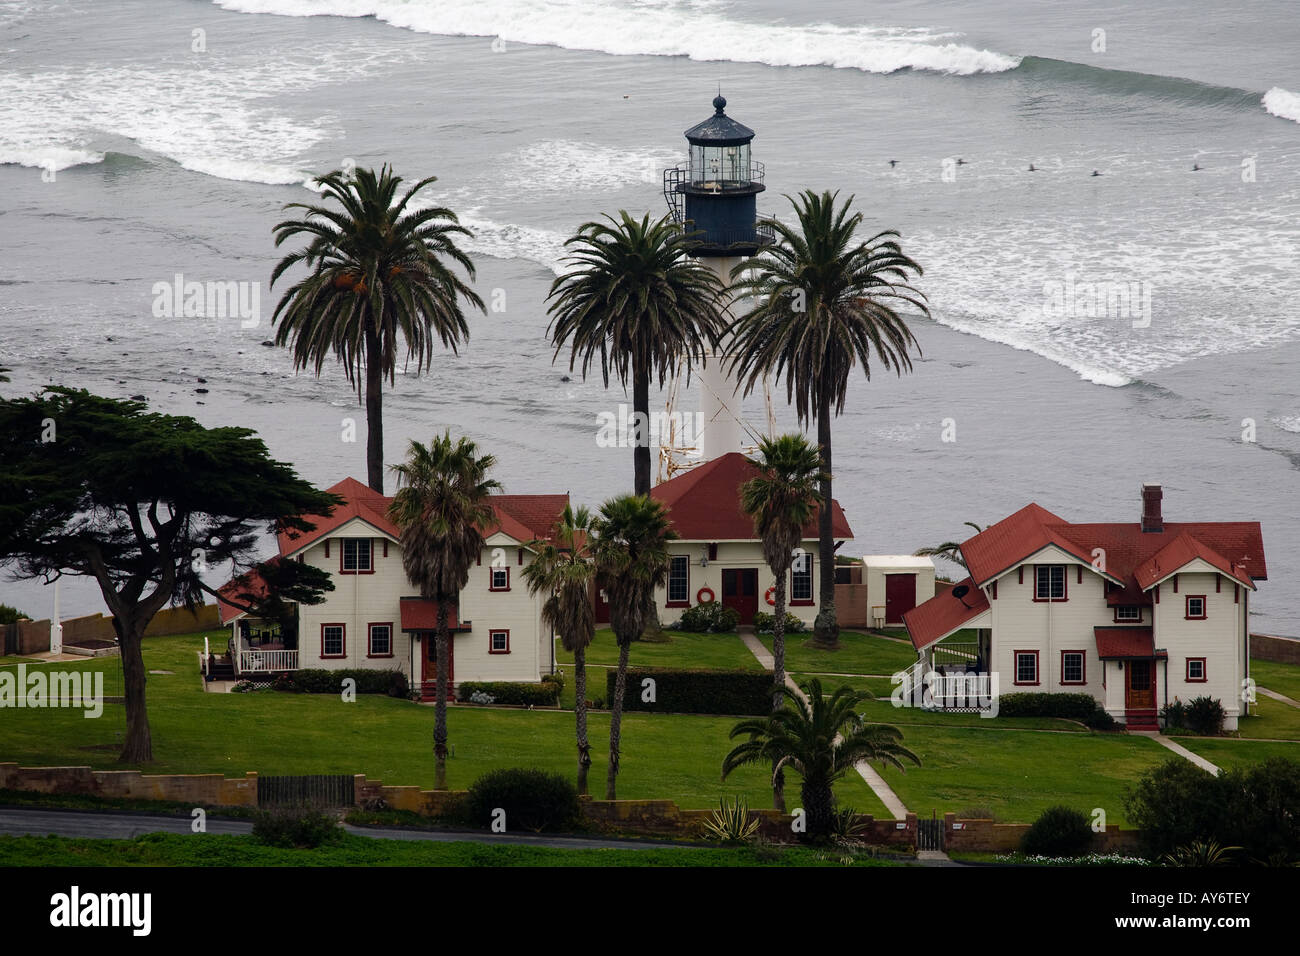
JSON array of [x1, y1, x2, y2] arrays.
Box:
[[257, 775, 355, 808], [917, 816, 945, 851]]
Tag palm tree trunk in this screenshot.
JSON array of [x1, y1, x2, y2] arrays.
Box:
[[802, 776, 835, 844], [115, 614, 152, 763], [574, 644, 591, 796], [771, 572, 788, 812], [364, 327, 385, 493], [606, 639, 631, 800], [813, 391, 839, 648], [632, 362, 651, 496], [434, 601, 450, 790]]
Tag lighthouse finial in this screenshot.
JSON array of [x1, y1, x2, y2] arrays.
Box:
[[713, 89, 726, 114]]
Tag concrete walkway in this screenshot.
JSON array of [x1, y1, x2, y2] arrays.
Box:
[[739, 631, 911, 819], [1259, 687, 1300, 709], [1132, 731, 1221, 774]]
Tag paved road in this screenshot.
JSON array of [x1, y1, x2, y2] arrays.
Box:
[[0, 807, 683, 851]]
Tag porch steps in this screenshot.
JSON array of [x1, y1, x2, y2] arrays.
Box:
[[207, 655, 235, 681], [1125, 708, 1159, 731]]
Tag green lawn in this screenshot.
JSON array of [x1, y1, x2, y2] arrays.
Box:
[[874, 725, 1171, 825], [0, 832, 905, 867], [1251, 658, 1300, 702], [760, 630, 918, 677], [1232, 695, 1300, 740], [0, 656, 41, 666], [0, 633, 889, 816], [555, 629, 761, 671], [1173, 736, 1300, 768]]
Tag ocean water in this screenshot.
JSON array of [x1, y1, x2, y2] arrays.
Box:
[[0, 0, 1297, 632]]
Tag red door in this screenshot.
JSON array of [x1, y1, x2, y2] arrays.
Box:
[[421, 633, 455, 699], [885, 573, 917, 624], [1126, 659, 1154, 709], [593, 582, 611, 626], [722, 568, 759, 625]]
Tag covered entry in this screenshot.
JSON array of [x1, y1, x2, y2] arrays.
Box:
[[401, 596, 471, 701], [721, 568, 759, 624], [1095, 626, 1161, 730]]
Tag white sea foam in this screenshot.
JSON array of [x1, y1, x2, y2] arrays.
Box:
[[505, 140, 681, 192], [1271, 416, 1300, 434], [0, 46, 406, 184], [1262, 87, 1300, 124], [211, 0, 1022, 75]]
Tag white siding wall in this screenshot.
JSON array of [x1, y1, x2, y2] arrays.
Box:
[[988, 547, 1107, 707], [1153, 570, 1245, 729], [293, 527, 546, 685], [653, 540, 824, 628]]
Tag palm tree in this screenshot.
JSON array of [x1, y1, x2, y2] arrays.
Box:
[[722, 677, 920, 841], [591, 494, 676, 799], [388, 432, 500, 789], [271, 165, 484, 493], [726, 190, 929, 648], [740, 433, 826, 811], [547, 211, 727, 496], [522, 504, 598, 794], [914, 522, 985, 570]]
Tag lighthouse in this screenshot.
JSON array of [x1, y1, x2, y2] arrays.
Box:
[[663, 94, 773, 463]]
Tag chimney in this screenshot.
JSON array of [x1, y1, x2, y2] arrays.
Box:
[[1141, 482, 1163, 533]]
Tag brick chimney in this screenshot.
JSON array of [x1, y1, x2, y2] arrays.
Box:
[[1141, 482, 1163, 533]]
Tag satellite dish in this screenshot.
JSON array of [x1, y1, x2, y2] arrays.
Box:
[[951, 584, 972, 608]]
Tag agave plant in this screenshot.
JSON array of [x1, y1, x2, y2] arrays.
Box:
[[700, 796, 762, 845], [1161, 839, 1240, 867]]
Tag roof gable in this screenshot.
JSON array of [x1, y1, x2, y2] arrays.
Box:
[[650, 452, 853, 542]]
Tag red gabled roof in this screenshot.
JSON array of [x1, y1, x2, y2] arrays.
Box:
[[650, 452, 853, 542], [958, 505, 1265, 593], [1134, 532, 1256, 591], [903, 576, 989, 651], [217, 560, 276, 625], [1094, 627, 1155, 659], [276, 478, 569, 557], [277, 477, 398, 556], [399, 597, 471, 632]]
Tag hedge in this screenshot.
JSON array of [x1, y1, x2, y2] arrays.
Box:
[[456, 681, 559, 707], [997, 692, 1101, 721], [272, 669, 408, 698], [606, 668, 773, 716]]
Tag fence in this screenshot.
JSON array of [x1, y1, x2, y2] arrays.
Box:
[[2, 603, 221, 656], [257, 775, 356, 809]]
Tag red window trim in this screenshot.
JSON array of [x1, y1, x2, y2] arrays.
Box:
[[367, 621, 394, 658], [1185, 657, 1207, 683], [665, 554, 690, 609], [489, 566, 511, 592], [1060, 649, 1087, 685], [789, 553, 814, 607], [338, 538, 375, 575], [1113, 606, 1142, 623], [320, 622, 346, 659], [488, 628, 510, 655], [1185, 594, 1207, 620], [1013, 649, 1040, 686], [1032, 565, 1069, 602]]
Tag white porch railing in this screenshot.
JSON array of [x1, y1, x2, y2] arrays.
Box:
[[929, 673, 994, 711], [238, 648, 299, 674]]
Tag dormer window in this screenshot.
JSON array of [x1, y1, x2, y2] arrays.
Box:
[[1115, 605, 1140, 622], [1034, 565, 1067, 602], [490, 566, 510, 591]]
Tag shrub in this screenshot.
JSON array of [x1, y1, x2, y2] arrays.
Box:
[[461, 768, 580, 833], [753, 611, 807, 635], [829, 807, 868, 841], [1085, 708, 1120, 731], [1160, 698, 1187, 732], [678, 602, 740, 633], [541, 672, 565, 692], [455, 681, 559, 707], [251, 806, 343, 849], [997, 693, 1099, 721], [271, 672, 299, 693], [1185, 695, 1226, 736], [607, 667, 772, 716], [1124, 758, 1226, 859], [1218, 757, 1300, 863], [0, 604, 29, 626], [231, 680, 258, 693], [1162, 839, 1240, 867], [284, 668, 408, 698], [1020, 805, 1093, 857], [700, 797, 761, 844]]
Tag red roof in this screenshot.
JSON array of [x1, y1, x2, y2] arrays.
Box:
[[903, 576, 990, 650], [1094, 627, 1154, 659], [399, 597, 470, 632], [650, 452, 853, 542], [217, 561, 274, 625], [277, 477, 569, 557], [958, 504, 1265, 593]]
